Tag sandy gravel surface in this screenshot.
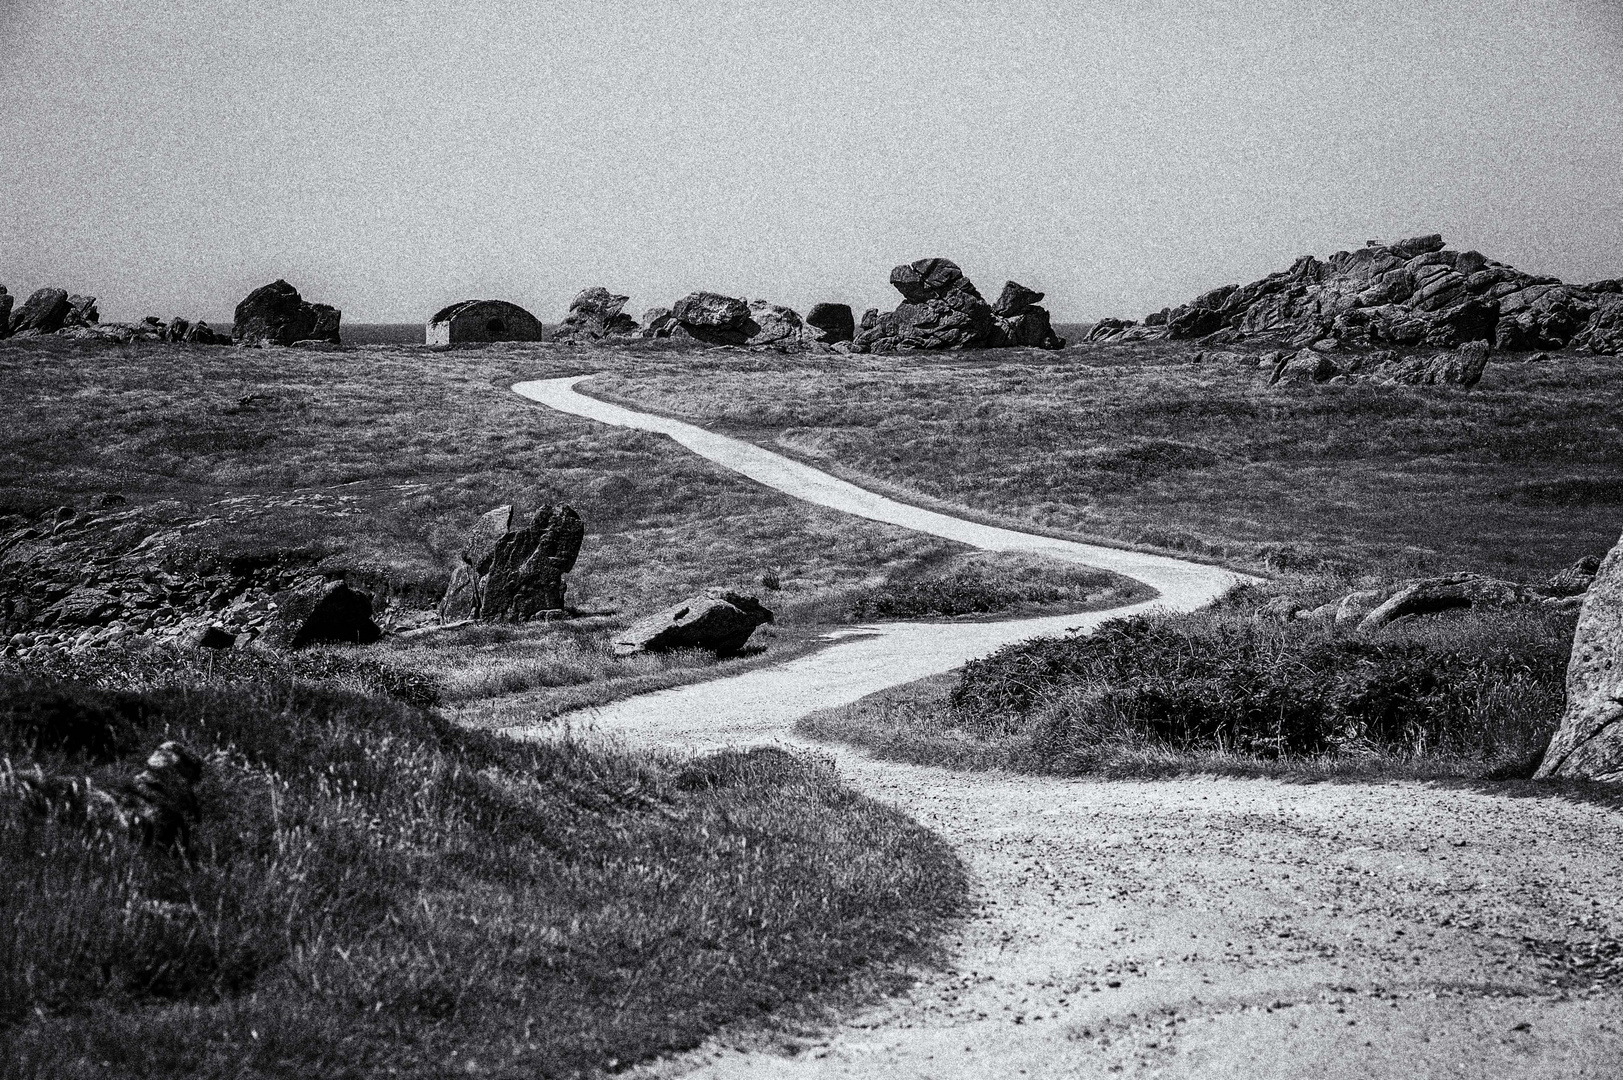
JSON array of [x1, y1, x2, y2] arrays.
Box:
[[507, 378, 1623, 1078]]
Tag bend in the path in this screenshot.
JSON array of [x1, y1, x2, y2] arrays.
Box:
[[503, 376, 1623, 1079]]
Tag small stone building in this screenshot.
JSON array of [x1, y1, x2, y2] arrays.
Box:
[[426, 300, 543, 345]]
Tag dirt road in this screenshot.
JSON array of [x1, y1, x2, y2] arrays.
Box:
[[509, 377, 1623, 1078]]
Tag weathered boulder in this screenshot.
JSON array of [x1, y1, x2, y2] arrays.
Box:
[[1357, 573, 1536, 633], [672, 291, 751, 343], [233, 279, 343, 346], [1537, 535, 1623, 780], [992, 281, 1045, 316], [10, 288, 71, 335], [612, 589, 773, 656], [743, 300, 808, 346], [806, 302, 855, 343], [439, 504, 583, 622], [554, 287, 640, 340], [640, 307, 678, 338], [261, 579, 382, 649]]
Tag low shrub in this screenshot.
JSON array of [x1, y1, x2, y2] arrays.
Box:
[[949, 608, 1573, 767], [843, 552, 1133, 621]]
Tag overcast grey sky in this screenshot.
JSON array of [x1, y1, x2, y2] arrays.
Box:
[[2, 0, 1620, 323]]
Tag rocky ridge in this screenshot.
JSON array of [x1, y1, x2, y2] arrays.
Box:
[[1088, 234, 1623, 355], [0, 495, 396, 664], [0, 284, 227, 344]]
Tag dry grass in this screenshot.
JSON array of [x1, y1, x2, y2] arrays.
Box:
[[0, 657, 966, 1079], [585, 344, 1623, 581], [798, 604, 1575, 781]]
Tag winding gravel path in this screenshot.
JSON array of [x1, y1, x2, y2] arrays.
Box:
[[507, 376, 1623, 1079]]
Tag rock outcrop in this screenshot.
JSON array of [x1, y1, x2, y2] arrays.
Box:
[[851, 261, 1065, 353], [233, 279, 342, 347], [1088, 234, 1623, 354], [806, 302, 855, 343], [438, 503, 584, 622], [9, 288, 72, 335], [552, 287, 640, 340], [1537, 535, 1623, 781], [3, 740, 205, 853], [853, 258, 995, 352], [613, 589, 773, 656], [0, 494, 409, 661], [643, 292, 820, 347], [426, 299, 544, 345]]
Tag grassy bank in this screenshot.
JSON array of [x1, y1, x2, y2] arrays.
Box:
[[798, 602, 1576, 780], [587, 345, 1623, 580], [0, 654, 966, 1079]]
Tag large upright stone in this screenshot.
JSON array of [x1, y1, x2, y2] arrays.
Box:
[[1537, 534, 1623, 781], [10, 288, 71, 335], [440, 503, 583, 622], [233, 280, 343, 346], [480, 505, 585, 621], [0, 287, 11, 339]]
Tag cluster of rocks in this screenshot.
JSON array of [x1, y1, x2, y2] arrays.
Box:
[[232, 279, 342, 347], [1263, 558, 1600, 631], [1088, 234, 1623, 355], [612, 588, 774, 656], [1, 496, 382, 663], [851, 259, 1065, 353], [1538, 536, 1623, 781], [438, 503, 585, 622], [0, 285, 228, 345]]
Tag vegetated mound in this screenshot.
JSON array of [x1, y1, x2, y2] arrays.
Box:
[[801, 603, 1573, 779], [1088, 234, 1623, 355], [0, 661, 966, 1077]]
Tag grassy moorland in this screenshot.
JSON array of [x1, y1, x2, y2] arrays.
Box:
[[0, 337, 1143, 714], [581, 341, 1621, 779], [590, 343, 1623, 580]]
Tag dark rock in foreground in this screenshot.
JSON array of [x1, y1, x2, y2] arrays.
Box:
[[1537, 534, 1623, 781], [613, 589, 774, 656], [261, 579, 382, 649], [234, 279, 343, 346], [438, 503, 584, 622]]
